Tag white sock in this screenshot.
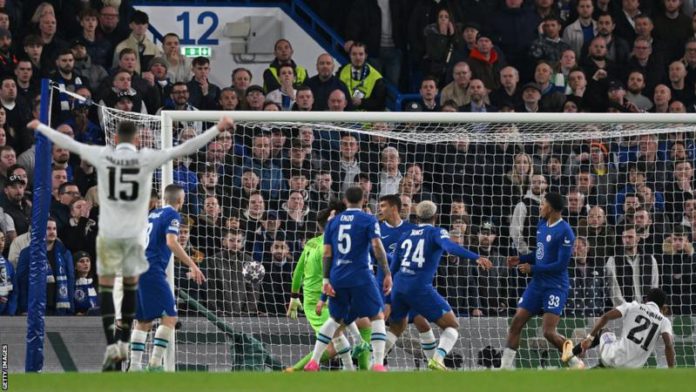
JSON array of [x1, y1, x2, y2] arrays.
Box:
[[419, 330, 437, 359], [370, 319, 387, 366], [129, 329, 148, 371], [332, 335, 355, 371], [149, 325, 173, 367], [433, 327, 458, 362], [347, 322, 362, 344], [311, 318, 341, 363], [501, 347, 517, 369], [385, 330, 398, 354]]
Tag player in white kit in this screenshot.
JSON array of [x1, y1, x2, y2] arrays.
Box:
[[28, 116, 234, 370], [562, 288, 675, 368]]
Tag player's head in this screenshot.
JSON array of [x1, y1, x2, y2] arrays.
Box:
[[344, 186, 363, 207], [416, 200, 438, 223], [645, 288, 667, 309], [379, 194, 402, 221], [163, 183, 185, 209], [541, 192, 565, 218], [115, 120, 138, 144], [316, 208, 332, 230]]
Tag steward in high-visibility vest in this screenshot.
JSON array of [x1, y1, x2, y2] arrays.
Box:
[[337, 43, 387, 110], [263, 39, 308, 92]]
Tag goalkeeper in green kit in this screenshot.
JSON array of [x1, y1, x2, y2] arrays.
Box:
[[286, 204, 372, 371]]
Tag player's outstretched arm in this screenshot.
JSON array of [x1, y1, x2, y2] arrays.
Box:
[[580, 308, 622, 351], [166, 233, 206, 284], [164, 116, 234, 160], [28, 120, 92, 157], [663, 332, 676, 368]]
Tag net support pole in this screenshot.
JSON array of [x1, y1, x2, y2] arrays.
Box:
[[160, 111, 176, 372], [25, 79, 53, 372]]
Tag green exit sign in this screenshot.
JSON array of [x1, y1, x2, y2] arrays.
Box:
[[181, 46, 212, 58]]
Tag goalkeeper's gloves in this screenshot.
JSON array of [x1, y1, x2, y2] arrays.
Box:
[[287, 297, 303, 319]]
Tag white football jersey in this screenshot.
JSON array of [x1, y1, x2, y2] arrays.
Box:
[[36, 123, 220, 238], [611, 301, 673, 368]]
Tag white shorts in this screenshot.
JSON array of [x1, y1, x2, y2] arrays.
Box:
[[96, 236, 149, 277], [599, 332, 620, 367]]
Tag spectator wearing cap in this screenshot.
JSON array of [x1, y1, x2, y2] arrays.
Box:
[[625, 70, 654, 111], [305, 53, 351, 111], [422, 8, 462, 87], [0, 168, 30, 236], [263, 39, 308, 92], [161, 33, 191, 83], [490, 0, 539, 79], [626, 37, 664, 97], [604, 79, 640, 112], [337, 42, 386, 111], [143, 57, 172, 111], [467, 31, 506, 90], [516, 82, 543, 113], [73, 250, 97, 315], [562, 0, 597, 58], [470, 220, 506, 315], [459, 79, 497, 112], [566, 236, 606, 317], [71, 39, 109, 93], [0, 230, 17, 315], [529, 15, 572, 66], [112, 10, 162, 74], [660, 224, 696, 314], [76, 8, 112, 69], [245, 85, 265, 111], [16, 218, 75, 315], [447, 22, 481, 74], [0, 27, 16, 77]]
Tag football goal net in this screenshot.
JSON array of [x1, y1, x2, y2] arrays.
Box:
[[98, 108, 696, 370]]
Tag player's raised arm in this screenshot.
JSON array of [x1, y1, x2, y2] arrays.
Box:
[[163, 116, 234, 160], [28, 120, 96, 158]]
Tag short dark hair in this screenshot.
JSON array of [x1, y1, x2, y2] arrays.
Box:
[[164, 183, 184, 204], [344, 186, 363, 204], [544, 192, 565, 212], [192, 56, 210, 67], [645, 287, 667, 308], [316, 208, 332, 229], [117, 121, 138, 140], [59, 182, 78, 195], [379, 194, 402, 211], [79, 8, 99, 20], [130, 10, 149, 25], [119, 48, 137, 59]]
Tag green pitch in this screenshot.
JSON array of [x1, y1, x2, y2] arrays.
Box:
[[10, 369, 695, 392]]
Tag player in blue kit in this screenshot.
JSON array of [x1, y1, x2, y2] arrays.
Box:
[[386, 201, 492, 370], [377, 195, 440, 361], [501, 192, 585, 369], [304, 186, 392, 372], [128, 184, 206, 371]]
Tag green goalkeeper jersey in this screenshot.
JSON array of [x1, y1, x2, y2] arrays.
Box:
[[291, 234, 324, 303]]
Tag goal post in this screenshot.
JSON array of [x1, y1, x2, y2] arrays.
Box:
[[100, 107, 696, 370]]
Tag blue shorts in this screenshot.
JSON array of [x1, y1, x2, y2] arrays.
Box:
[[329, 281, 384, 324], [390, 285, 451, 323], [518, 283, 568, 316], [136, 277, 177, 321]]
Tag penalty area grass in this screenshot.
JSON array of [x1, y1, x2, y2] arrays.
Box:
[[9, 368, 695, 392]]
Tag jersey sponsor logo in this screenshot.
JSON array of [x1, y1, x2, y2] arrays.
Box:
[[536, 242, 544, 259], [336, 258, 353, 266], [440, 229, 450, 239]]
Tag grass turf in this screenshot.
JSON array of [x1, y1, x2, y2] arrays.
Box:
[[9, 368, 695, 392]]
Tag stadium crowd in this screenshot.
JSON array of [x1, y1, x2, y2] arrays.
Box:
[[0, 0, 695, 325]]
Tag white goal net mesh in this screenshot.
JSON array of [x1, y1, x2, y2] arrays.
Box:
[[101, 107, 696, 370]]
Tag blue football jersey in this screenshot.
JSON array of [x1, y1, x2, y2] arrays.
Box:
[[324, 208, 381, 288], [530, 218, 575, 289], [392, 224, 479, 290], [143, 206, 181, 279], [380, 220, 417, 255]]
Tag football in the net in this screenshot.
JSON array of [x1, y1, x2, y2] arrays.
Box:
[[242, 261, 266, 284]]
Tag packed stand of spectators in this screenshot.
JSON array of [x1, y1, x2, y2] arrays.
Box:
[[1, 0, 695, 322]]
